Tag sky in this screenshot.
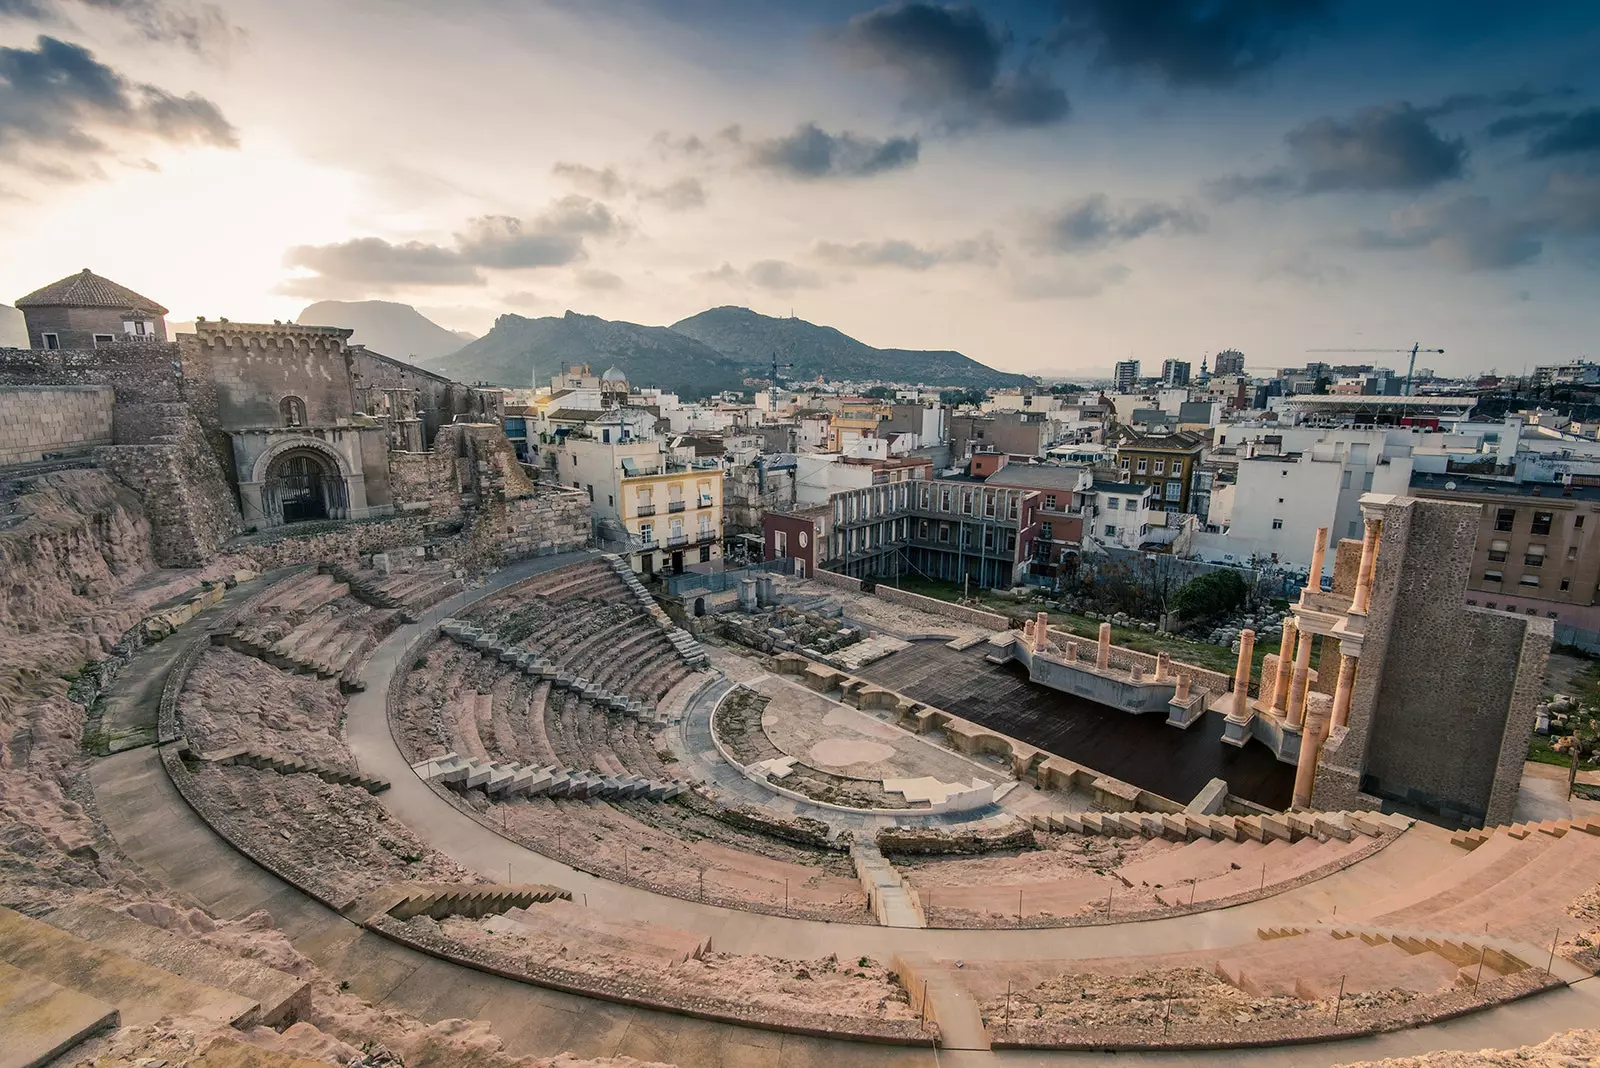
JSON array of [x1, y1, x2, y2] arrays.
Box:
[[1, 0, 1598, 378]]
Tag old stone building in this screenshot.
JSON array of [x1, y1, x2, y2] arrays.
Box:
[[15, 269, 169, 350]]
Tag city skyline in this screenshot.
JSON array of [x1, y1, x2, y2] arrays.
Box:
[[2, 0, 1597, 378]]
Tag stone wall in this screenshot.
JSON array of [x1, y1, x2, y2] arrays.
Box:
[[459, 490, 590, 571], [873, 585, 1011, 630], [228, 514, 445, 571], [813, 568, 863, 592], [0, 385, 114, 465], [0, 343, 182, 404], [94, 405, 243, 566], [1315, 497, 1551, 826]]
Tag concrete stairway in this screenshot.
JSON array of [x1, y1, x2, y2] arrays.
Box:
[[186, 743, 390, 795], [1450, 815, 1600, 850], [411, 750, 686, 802], [319, 562, 413, 620], [374, 883, 571, 922], [602, 554, 711, 669], [486, 898, 712, 965], [1214, 931, 1464, 1000], [40, 903, 309, 1026], [1030, 807, 1409, 845], [0, 906, 269, 1046], [438, 619, 665, 723], [852, 841, 927, 928]]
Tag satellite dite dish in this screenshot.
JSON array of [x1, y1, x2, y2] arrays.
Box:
[[1445, 481, 1457, 490]]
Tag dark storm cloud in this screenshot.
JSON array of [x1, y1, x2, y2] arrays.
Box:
[[283, 197, 622, 293], [1029, 194, 1206, 253], [1210, 103, 1466, 200], [749, 123, 919, 179], [1050, 0, 1332, 88], [811, 234, 999, 270], [0, 35, 235, 162], [832, 3, 1069, 128], [1484, 111, 1573, 140], [1527, 109, 1600, 160], [1544, 170, 1600, 232], [1351, 196, 1543, 270]]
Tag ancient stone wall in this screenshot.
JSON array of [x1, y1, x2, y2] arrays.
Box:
[[459, 489, 590, 571], [0, 344, 182, 404], [387, 449, 456, 512], [348, 347, 491, 446], [94, 406, 243, 566], [183, 326, 358, 430], [0, 385, 114, 465], [229, 514, 445, 571], [874, 585, 1010, 629]]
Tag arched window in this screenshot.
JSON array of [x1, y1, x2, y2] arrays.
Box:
[[280, 396, 307, 427]]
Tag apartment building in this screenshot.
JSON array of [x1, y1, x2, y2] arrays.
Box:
[[1087, 481, 1154, 550], [1410, 472, 1600, 629], [1113, 430, 1206, 514]]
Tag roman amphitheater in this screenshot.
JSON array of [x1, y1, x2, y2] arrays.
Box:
[[2, 328, 1597, 1067]]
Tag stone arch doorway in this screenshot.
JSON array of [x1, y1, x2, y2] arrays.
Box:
[[262, 447, 348, 525], [693, 596, 706, 617]]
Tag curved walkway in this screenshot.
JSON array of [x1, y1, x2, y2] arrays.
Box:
[[92, 550, 1600, 1066]]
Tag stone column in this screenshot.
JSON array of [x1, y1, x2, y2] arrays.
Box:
[[1096, 622, 1111, 669], [1230, 628, 1255, 721], [1175, 674, 1191, 701], [1063, 640, 1078, 663], [1034, 611, 1052, 652], [1155, 652, 1171, 682], [1306, 526, 1329, 594], [1271, 620, 1297, 715], [1286, 629, 1313, 729], [1349, 517, 1383, 615], [1330, 652, 1359, 729], [1292, 693, 1333, 809]]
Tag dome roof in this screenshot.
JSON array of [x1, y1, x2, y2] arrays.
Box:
[[601, 366, 628, 383], [15, 268, 169, 315]]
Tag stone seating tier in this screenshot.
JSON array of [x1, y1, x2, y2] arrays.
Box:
[[485, 898, 712, 965], [185, 742, 390, 795], [412, 751, 685, 802], [438, 620, 661, 722]]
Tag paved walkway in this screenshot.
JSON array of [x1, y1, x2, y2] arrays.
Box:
[[87, 549, 1600, 1066]]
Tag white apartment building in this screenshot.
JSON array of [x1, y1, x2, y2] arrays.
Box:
[[1086, 481, 1154, 551]]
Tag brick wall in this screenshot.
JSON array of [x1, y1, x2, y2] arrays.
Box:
[[0, 385, 114, 465]]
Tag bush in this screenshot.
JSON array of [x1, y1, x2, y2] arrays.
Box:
[[1172, 570, 1249, 621]]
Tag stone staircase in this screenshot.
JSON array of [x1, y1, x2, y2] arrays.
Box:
[[367, 882, 571, 922], [411, 750, 686, 802], [602, 554, 710, 669], [851, 841, 927, 928], [210, 628, 370, 694], [319, 561, 413, 620], [438, 619, 667, 723], [0, 905, 308, 1066], [185, 742, 390, 795], [1029, 808, 1409, 845], [1450, 815, 1600, 850]]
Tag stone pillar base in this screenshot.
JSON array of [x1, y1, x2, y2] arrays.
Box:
[[1221, 715, 1254, 747], [1166, 693, 1207, 730]]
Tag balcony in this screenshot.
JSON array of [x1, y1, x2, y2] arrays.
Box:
[[668, 500, 686, 513], [667, 529, 718, 548], [120, 332, 162, 343], [637, 504, 657, 517], [697, 497, 714, 509]]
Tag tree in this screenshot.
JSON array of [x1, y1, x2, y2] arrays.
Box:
[[864, 385, 895, 400], [939, 387, 987, 407], [1172, 569, 1249, 621]]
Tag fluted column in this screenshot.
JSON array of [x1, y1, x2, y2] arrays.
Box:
[[1096, 622, 1111, 669], [1306, 526, 1329, 594], [1271, 620, 1297, 715], [1330, 652, 1359, 729], [1230, 628, 1255, 721], [1349, 517, 1383, 615], [1286, 629, 1313, 729]]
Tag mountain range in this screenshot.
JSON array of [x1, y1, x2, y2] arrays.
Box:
[[297, 300, 474, 361], [422, 304, 1029, 397]]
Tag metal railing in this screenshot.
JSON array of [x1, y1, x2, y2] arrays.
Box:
[[668, 501, 686, 512], [637, 504, 657, 517]]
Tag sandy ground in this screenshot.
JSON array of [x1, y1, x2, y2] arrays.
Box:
[[437, 915, 916, 1022], [1334, 1029, 1600, 1067]]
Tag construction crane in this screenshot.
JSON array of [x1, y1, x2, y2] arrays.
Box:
[[1305, 343, 1445, 397], [767, 351, 794, 412]]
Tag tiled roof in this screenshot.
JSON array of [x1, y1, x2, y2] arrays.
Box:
[[15, 269, 169, 315]]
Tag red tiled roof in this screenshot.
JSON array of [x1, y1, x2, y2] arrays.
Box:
[[15, 269, 169, 315]]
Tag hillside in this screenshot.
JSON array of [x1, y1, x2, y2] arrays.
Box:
[[424, 310, 745, 398], [296, 300, 471, 361], [670, 306, 1030, 388]]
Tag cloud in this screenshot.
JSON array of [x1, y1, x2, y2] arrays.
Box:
[[1257, 250, 1352, 286], [1050, 0, 1331, 88], [282, 238, 481, 294], [748, 122, 919, 179], [1543, 170, 1600, 233], [574, 269, 623, 291], [456, 196, 618, 269], [2, 0, 237, 58], [1007, 263, 1130, 301], [551, 161, 624, 198], [1421, 85, 1575, 119], [637, 176, 706, 210], [1527, 108, 1600, 160], [1029, 193, 1206, 253], [1351, 196, 1543, 270], [282, 196, 622, 296], [0, 35, 234, 156], [1211, 103, 1466, 199], [811, 233, 999, 270], [1484, 111, 1574, 140], [699, 259, 825, 292], [832, 3, 1069, 128]]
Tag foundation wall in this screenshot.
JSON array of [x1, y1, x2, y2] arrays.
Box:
[[0, 385, 114, 465]]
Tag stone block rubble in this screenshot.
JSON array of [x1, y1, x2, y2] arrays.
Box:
[[412, 750, 686, 802], [601, 554, 710, 669], [437, 618, 665, 723]]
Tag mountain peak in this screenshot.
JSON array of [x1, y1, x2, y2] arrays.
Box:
[[297, 300, 473, 361]]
